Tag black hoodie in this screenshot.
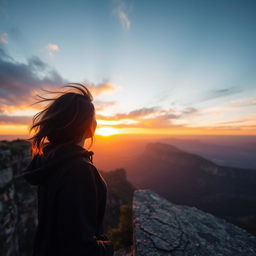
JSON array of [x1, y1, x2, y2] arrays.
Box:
[[16, 142, 114, 256]]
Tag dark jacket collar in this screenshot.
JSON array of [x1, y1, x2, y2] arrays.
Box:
[[15, 142, 94, 186]]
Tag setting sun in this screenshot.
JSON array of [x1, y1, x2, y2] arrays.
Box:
[[96, 126, 120, 136]]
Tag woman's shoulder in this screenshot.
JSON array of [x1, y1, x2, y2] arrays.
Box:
[[68, 157, 107, 188], [55, 158, 98, 191], [60, 156, 101, 183]]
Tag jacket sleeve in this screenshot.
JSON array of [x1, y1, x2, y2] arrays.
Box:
[[55, 160, 114, 256]]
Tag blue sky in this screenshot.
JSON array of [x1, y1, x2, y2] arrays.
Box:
[[0, 0, 255, 135]]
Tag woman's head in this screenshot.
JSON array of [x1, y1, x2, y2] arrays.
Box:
[[29, 83, 97, 156]]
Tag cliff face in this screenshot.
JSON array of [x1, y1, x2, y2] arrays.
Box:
[[101, 168, 135, 230], [132, 189, 256, 256], [0, 140, 37, 256]]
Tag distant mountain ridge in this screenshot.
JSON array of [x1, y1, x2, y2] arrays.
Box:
[[126, 142, 256, 234], [145, 142, 256, 178], [158, 137, 256, 169]]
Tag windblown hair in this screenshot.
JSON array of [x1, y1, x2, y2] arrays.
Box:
[[28, 83, 96, 156]]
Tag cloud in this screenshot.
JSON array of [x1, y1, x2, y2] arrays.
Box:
[[96, 106, 195, 129], [113, 0, 131, 31], [210, 87, 240, 97], [47, 43, 60, 57], [121, 106, 161, 118], [181, 107, 197, 115], [0, 105, 179, 128], [0, 33, 8, 44], [47, 43, 59, 51], [188, 87, 242, 105], [0, 47, 123, 119], [94, 100, 117, 112], [0, 47, 13, 61], [118, 10, 131, 31], [202, 87, 242, 102], [202, 96, 256, 114], [0, 114, 32, 124], [217, 116, 256, 126], [100, 106, 161, 119], [0, 47, 66, 107], [87, 81, 121, 96], [28, 56, 47, 71]]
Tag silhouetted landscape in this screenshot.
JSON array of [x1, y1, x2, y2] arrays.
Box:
[[0, 136, 256, 255]]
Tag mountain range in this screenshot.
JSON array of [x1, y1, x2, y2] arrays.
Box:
[[125, 142, 256, 234]]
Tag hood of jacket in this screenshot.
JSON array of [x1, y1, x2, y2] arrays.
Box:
[[15, 142, 94, 186]]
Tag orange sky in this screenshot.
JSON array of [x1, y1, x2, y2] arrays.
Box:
[[0, 123, 255, 137], [0, 83, 255, 136]]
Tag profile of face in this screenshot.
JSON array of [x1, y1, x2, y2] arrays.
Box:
[[80, 114, 97, 146], [72, 105, 97, 149], [85, 113, 97, 138], [91, 114, 97, 136]]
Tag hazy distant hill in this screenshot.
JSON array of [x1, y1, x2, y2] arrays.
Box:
[[126, 142, 256, 234], [158, 137, 256, 169]]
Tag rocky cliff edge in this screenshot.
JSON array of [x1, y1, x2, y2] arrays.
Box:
[[132, 189, 256, 256]]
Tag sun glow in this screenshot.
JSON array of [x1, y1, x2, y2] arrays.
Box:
[[96, 126, 120, 136], [97, 119, 138, 125]]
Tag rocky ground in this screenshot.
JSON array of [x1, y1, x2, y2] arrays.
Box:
[[133, 189, 256, 256]]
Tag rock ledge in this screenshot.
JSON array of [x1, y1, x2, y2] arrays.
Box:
[[132, 189, 256, 256]]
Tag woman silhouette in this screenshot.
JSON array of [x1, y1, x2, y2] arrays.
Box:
[[19, 83, 114, 255]]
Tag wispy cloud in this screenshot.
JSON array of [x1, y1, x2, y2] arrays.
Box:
[[181, 107, 197, 115], [113, 0, 131, 31], [217, 116, 256, 126], [94, 100, 117, 114], [201, 124, 256, 132], [209, 87, 241, 98], [202, 96, 256, 113], [118, 9, 131, 31], [46, 43, 60, 57], [188, 86, 242, 105], [201, 87, 242, 102], [0, 114, 32, 124], [0, 33, 8, 44], [96, 105, 197, 129], [87, 81, 121, 96]]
